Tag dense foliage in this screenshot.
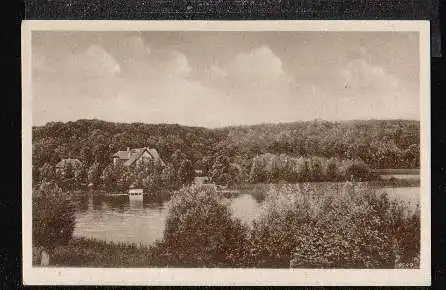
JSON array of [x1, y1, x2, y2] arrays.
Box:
[[249, 153, 377, 183], [224, 119, 419, 170], [32, 119, 419, 190], [159, 184, 248, 267], [32, 182, 76, 251], [248, 183, 420, 268], [48, 183, 420, 269], [163, 184, 419, 268]]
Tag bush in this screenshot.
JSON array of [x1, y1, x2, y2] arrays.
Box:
[[249, 154, 377, 183], [247, 183, 419, 268], [43, 182, 419, 269], [160, 184, 249, 267], [32, 182, 76, 264], [341, 160, 376, 181]]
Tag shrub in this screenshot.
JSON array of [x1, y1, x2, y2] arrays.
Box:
[[247, 183, 419, 268], [248, 153, 378, 183], [341, 160, 376, 181], [161, 184, 249, 267], [324, 158, 340, 181], [32, 181, 76, 264]]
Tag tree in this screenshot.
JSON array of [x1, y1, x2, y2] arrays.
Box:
[[116, 168, 131, 191], [101, 164, 116, 190], [80, 146, 93, 166], [200, 156, 213, 176], [87, 161, 101, 187], [32, 182, 75, 265], [296, 158, 310, 181], [161, 165, 177, 189], [178, 159, 194, 185], [162, 185, 248, 267], [343, 161, 375, 181], [38, 162, 55, 183], [210, 155, 232, 186], [93, 143, 110, 165], [74, 165, 87, 184], [309, 157, 323, 181], [325, 158, 339, 181], [64, 162, 74, 179]]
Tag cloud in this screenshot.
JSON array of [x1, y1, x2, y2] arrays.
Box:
[[316, 58, 419, 120], [32, 37, 231, 126], [119, 36, 151, 58], [341, 58, 399, 91], [65, 44, 121, 80], [160, 50, 192, 80], [225, 46, 293, 89], [229, 46, 286, 79], [203, 46, 297, 108], [32, 33, 419, 127]]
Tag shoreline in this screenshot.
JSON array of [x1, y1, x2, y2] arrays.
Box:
[[34, 235, 419, 269]]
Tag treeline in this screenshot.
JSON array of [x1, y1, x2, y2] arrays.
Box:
[[249, 153, 377, 183], [36, 149, 195, 193], [222, 119, 420, 170], [32, 119, 419, 189], [99, 153, 194, 193]]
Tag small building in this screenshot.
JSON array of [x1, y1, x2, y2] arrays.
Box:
[[112, 147, 165, 168], [55, 158, 84, 177], [193, 176, 212, 185], [128, 186, 144, 200]]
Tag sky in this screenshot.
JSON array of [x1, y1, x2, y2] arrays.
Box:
[[31, 31, 420, 127]]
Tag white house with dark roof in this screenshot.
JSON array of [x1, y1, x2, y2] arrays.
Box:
[[112, 147, 165, 168]]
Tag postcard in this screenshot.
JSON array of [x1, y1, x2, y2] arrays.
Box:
[[22, 20, 430, 286]]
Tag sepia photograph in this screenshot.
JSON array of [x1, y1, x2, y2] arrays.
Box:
[[22, 20, 430, 286]]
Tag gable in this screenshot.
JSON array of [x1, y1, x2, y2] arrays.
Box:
[[113, 147, 165, 167], [123, 148, 147, 166]]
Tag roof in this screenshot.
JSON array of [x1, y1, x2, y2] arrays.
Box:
[[123, 148, 146, 166], [113, 147, 165, 167], [55, 158, 83, 169], [112, 150, 131, 160], [147, 148, 164, 165]]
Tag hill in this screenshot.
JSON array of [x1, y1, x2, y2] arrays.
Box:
[[33, 118, 419, 170]]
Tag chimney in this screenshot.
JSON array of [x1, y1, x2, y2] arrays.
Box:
[[127, 147, 130, 152]]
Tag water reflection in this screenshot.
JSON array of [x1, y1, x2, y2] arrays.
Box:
[[73, 194, 170, 245]]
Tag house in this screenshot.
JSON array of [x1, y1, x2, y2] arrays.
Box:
[[194, 169, 204, 176], [55, 158, 84, 177], [112, 147, 165, 168], [193, 176, 212, 185]]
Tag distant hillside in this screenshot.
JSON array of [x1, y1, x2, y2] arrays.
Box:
[[220, 119, 420, 169], [32, 119, 420, 176]]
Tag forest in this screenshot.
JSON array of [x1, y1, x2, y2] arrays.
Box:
[[32, 119, 420, 191]]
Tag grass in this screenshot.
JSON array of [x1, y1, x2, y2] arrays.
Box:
[[373, 177, 420, 187], [45, 237, 165, 267], [373, 168, 420, 175]]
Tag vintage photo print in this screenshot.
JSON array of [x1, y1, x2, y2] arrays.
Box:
[[22, 20, 430, 286]]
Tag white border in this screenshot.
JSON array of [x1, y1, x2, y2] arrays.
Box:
[[21, 20, 431, 286]]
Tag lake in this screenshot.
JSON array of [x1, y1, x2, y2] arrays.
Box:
[[72, 182, 420, 246]]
